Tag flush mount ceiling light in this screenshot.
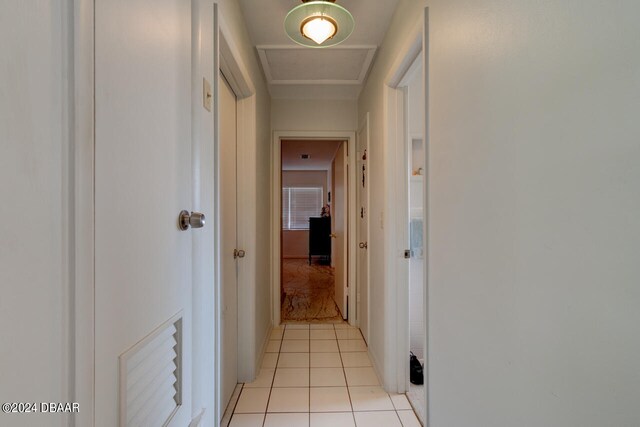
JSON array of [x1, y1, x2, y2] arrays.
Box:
[[284, 0, 355, 48]]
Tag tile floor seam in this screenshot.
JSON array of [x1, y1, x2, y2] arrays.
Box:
[[224, 384, 244, 427], [337, 335, 356, 418], [260, 334, 283, 427]]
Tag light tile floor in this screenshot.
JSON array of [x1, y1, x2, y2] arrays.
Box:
[[228, 323, 422, 427]]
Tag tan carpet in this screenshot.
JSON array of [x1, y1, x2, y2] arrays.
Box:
[[281, 259, 343, 322]]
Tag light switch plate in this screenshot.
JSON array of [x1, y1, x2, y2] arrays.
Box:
[[203, 77, 212, 112]]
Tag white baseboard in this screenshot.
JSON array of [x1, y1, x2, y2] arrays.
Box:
[[255, 324, 274, 374]]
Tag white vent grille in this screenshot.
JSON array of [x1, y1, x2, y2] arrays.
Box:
[[120, 314, 182, 427]]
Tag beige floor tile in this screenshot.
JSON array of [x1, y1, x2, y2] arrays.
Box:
[[270, 329, 284, 340], [267, 387, 309, 413], [310, 352, 342, 368], [310, 339, 339, 353], [310, 329, 336, 340], [310, 412, 356, 427], [310, 367, 346, 387], [340, 352, 372, 368], [266, 340, 282, 353], [310, 323, 335, 330], [335, 329, 363, 340], [229, 413, 265, 427], [278, 352, 310, 368], [397, 410, 421, 427], [262, 353, 279, 369], [389, 394, 412, 410], [234, 388, 271, 413], [284, 329, 310, 340], [338, 339, 367, 352], [274, 368, 310, 387], [281, 340, 310, 353], [348, 386, 394, 412], [333, 323, 356, 329], [264, 412, 309, 427], [309, 386, 352, 412], [344, 367, 379, 386], [286, 324, 310, 330], [272, 325, 285, 331], [245, 368, 275, 388], [353, 411, 402, 427]]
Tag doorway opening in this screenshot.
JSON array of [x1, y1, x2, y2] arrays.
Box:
[[384, 13, 428, 423], [280, 139, 347, 323], [272, 131, 357, 327], [400, 55, 426, 424]]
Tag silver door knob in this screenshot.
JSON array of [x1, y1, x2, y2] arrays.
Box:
[[178, 210, 206, 231], [234, 249, 246, 259], [359, 242, 368, 249]]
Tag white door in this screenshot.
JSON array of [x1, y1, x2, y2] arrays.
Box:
[[219, 73, 239, 417], [94, 0, 193, 426], [333, 142, 348, 317], [357, 119, 370, 343]]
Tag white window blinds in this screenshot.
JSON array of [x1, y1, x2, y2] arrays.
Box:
[[282, 187, 323, 230]]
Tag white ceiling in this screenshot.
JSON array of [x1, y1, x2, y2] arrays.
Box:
[[282, 140, 343, 170], [238, 0, 399, 99]]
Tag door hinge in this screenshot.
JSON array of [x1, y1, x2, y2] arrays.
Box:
[[404, 249, 411, 259]]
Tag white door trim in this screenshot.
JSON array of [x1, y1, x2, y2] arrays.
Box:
[[74, 0, 96, 425], [215, 10, 258, 422], [356, 113, 371, 339], [271, 131, 357, 327], [383, 7, 430, 423]]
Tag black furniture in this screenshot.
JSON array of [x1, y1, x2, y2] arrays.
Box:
[[308, 216, 331, 265]]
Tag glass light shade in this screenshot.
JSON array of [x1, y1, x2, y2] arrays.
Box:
[[301, 16, 337, 45], [284, 1, 355, 48]]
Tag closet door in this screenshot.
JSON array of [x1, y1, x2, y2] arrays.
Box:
[[219, 72, 239, 417], [94, 0, 193, 425]]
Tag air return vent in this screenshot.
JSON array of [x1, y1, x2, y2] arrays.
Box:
[[119, 314, 182, 427]]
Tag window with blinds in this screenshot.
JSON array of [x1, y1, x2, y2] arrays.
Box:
[[282, 187, 323, 230]]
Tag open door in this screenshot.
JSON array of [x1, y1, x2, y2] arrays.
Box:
[[332, 142, 348, 318]]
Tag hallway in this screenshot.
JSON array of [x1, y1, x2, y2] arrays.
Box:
[[227, 323, 420, 427], [5, 1, 640, 426]]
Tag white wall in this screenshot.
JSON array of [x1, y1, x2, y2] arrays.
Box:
[[361, 0, 640, 425], [216, 0, 272, 382], [272, 99, 357, 131], [0, 2, 71, 426], [282, 170, 329, 259]]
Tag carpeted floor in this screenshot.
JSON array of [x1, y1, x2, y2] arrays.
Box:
[[281, 259, 343, 322]]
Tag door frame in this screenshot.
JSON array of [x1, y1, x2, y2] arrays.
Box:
[[74, 0, 96, 425], [215, 9, 259, 421], [383, 6, 429, 418], [271, 131, 357, 327], [356, 113, 371, 343]]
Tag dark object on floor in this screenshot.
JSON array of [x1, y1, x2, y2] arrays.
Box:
[[410, 352, 423, 385]]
